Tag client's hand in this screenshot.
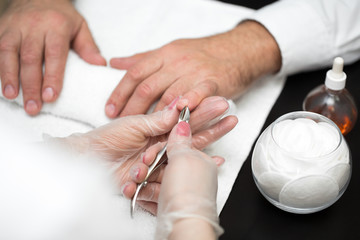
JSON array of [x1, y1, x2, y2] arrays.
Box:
[[59, 96, 237, 202], [155, 121, 223, 240], [0, 0, 106, 115], [105, 21, 281, 118]]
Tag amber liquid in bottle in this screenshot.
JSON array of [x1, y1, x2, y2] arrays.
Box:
[[303, 84, 358, 135]]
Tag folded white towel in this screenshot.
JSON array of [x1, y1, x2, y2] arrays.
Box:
[[0, 0, 286, 239]]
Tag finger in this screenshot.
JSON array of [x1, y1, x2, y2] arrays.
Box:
[[131, 96, 180, 137], [72, 21, 106, 66], [121, 181, 137, 199], [110, 51, 152, 70], [177, 80, 218, 111], [130, 161, 166, 183], [20, 34, 45, 115], [189, 96, 229, 133], [118, 70, 177, 117], [167, 121, 192, 157], [129, 163, 149, 183], [153, 80, 189, 112], [42, 31, 70, 102], [142, 142, 167, 166], [0, 31, 21, 99], [192, 115, 238, 150], [136, 182, 161, 202], [105, 54, 163, 118], [137, 200, 158, 215], [212, 156, 225, 166]]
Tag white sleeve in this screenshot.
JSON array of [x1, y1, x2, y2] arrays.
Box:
[[248, 0, 360, 76]]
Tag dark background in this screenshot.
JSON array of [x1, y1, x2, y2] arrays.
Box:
[[216, 1, 360, 239]]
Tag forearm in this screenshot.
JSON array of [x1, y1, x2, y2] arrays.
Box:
[[169, 218, 216, 240], [227, 20, 282, 82], [205, 20, 281, 97]]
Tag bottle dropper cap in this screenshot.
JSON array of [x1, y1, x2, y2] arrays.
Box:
[[325, 57, 347, 90]]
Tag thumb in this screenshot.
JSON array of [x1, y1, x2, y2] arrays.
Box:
[[72, 21, 106, 66], [167, 121, 192, 158], [133, 97, 181, 137]]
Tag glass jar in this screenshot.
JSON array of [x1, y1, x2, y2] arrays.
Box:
[[252, 111, 351, 214]]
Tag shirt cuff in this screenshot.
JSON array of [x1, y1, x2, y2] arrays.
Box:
[[247, 0, 333, 76]]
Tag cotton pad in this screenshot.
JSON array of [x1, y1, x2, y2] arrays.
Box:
[[279, 175, 339, 209], [326, 163, 351, 190], [257, 172, 290, 201]]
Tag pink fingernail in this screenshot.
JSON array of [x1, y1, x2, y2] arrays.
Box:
[[4, 84, 15, 98], [42, 87, 54, 101], [168, 96, 180, 110], [105, 104, 115, 116], [176, 121, 190, 136], [25, 100, 38, 113], [121, 182, 130, 195], [141, 153, 146, 163], [131, 167, 140, 179]]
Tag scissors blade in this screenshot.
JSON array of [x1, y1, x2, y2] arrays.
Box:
[[130, 181, 146, 218]]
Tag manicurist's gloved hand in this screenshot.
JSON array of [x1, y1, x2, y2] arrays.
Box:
[[53, 96, 237, 208], [155, 120, 224, 240], [0, 0, 106, 115]]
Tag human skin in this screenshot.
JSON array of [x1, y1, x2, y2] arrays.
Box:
[[58, 96, 238, 214], [106, 20, 282, 118], [0, 0, 106, 115]]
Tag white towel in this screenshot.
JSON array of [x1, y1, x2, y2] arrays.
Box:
[[0, 0, 286, 239]]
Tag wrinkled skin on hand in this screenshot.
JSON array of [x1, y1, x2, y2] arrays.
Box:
[[105, 21, 281, 118], [0, 0, 106, 115]]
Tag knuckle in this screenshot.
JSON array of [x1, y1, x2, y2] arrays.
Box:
[[110, 89, 126, 103], [127, 66, 143, 80], [203, 79, 218, 93], [161, 92, 177, 105], [26, 12, 43, 26], [47, 11, 68, 25], [135, 82, 153, 99], [23, 87, 40, 98], [46, 43, 64, 59], [44, 73, 60, 85], [20, 50, 41, 65], [0, 39, 16, 53], [1, 71, 17, 82]]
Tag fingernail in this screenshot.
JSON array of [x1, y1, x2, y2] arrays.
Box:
[[168, 96, 180, 110], [4, 84, 15, 98], [130, 167, 140, 180], [176, 121, 190, 136], [105, 103, 116, 116], [25, 100, 38, 113], [42, 87, 54, 101], [141, 152, 146, 163], [121, 182, 131, 195]]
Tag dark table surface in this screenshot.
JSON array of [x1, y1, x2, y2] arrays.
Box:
[[216, 1, 360, 239]]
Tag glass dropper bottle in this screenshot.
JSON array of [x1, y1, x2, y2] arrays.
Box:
[[303, 57, 358, 135]]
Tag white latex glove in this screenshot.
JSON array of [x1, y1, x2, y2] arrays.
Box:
[[50, 96, 238, 212], [155, 121, 224, 240]]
